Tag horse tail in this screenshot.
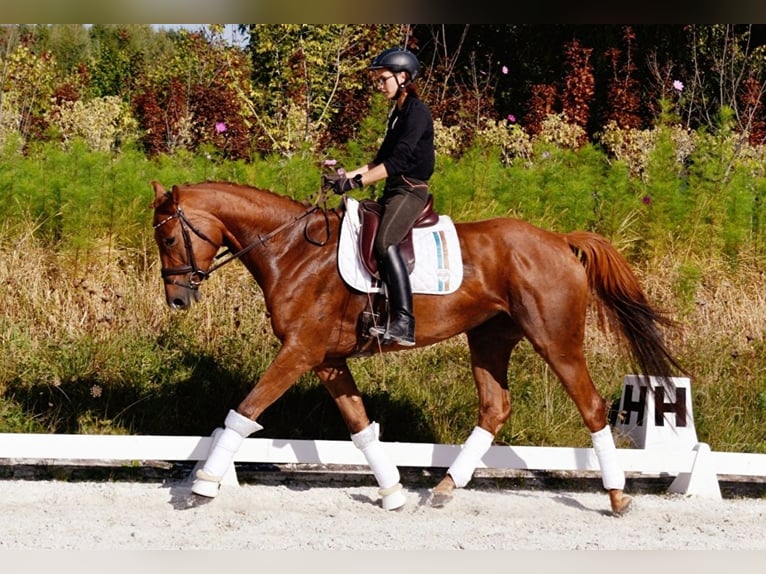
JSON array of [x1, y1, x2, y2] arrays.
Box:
[[565, 230, 686, 386]]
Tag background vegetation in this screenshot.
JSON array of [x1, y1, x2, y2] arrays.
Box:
[[1, 24, 765, 454]]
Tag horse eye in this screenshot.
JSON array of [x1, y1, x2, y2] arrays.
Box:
[[164, 237, 176, 247]]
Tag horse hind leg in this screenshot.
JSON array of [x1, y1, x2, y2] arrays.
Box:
[[549, 358, 632, 515], [526, 316, 632, 515], [314, 360, 407, 511], [430, 317, 517, 508]]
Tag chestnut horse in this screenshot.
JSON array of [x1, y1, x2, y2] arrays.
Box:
[[151, 180, 683, 515]]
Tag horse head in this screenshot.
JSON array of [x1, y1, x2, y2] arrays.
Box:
[[151, 181, 223, 310]]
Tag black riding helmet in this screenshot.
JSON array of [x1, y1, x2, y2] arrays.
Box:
[[369, 47, 420, 82]]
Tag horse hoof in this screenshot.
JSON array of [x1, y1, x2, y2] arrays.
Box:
[[428, 490, 454, 508], [180, 493, 215, 509], [609, 490, 633, 516]]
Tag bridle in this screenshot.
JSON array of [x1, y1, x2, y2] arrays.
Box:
[[153, 206, 217, 289], [154, 191, 332, 290]]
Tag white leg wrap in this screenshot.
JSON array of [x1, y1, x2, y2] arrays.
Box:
[[591, 425, 625, 491], [192, 410, 263, 497], [447, 426, 494, 488], [224, 408, 264, 437], [351, 422, 406, 510]]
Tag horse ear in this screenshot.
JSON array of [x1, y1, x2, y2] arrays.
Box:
[[150, 181, 167, 207]]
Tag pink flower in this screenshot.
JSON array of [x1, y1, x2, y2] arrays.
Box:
[[502, 65, 509, 75], [673, 80, 684, 92], [322, 159, 337, 166], [642, 195, 652, 205], [215, 122, 227, 133], [507, 114, 516, 123]]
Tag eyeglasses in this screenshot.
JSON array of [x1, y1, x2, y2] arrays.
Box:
[[376, 74, 395, 87]]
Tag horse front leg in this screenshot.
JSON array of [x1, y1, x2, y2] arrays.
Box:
[[430, 320, 516, 507], [190, 342, 318, 500], [314, 360, 407, 511]]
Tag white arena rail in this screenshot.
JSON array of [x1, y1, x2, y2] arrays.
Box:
[[3, 377, 760, 499], [1, 432, 765, 499]]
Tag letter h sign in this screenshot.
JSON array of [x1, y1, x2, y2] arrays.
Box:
[[613, 375, 698, 449]]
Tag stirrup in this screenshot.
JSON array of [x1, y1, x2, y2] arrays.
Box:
[[383, 333, 415, 346], [369, 323, 387, 337], [369, 325, 416, 346], [382, 316, 415, 346]]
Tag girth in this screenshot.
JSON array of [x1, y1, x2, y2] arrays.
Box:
[[357, 194, 439, 279]]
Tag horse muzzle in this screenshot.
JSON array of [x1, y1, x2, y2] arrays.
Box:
[[161, 266, 206, 309], [165, 284, 201, 310]]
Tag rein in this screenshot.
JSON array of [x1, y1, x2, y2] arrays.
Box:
[[155, 188, 333, 289]]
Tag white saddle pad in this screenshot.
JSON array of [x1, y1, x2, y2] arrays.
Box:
[[337, 197, 463, 294]]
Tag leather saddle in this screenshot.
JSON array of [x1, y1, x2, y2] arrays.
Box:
[[356, 194, 439, 279]]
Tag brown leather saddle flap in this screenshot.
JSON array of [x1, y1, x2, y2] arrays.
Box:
[[358, 194, 438, 279]]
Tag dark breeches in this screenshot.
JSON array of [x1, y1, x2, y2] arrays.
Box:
[[373, 189, 427, 259]]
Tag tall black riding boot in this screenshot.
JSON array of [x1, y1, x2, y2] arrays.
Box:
[[369, 244, 415, 346]]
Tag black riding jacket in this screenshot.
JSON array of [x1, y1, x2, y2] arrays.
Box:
[[372, 95, 435, 183]]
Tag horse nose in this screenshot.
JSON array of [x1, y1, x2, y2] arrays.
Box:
[[166, 287, 200, 309], [169, 296, 189, 310]]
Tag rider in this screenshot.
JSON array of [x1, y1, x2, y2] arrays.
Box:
[[324, 47, 435, 347]]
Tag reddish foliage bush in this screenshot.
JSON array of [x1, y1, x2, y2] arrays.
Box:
[[741, 77, 766, 146], [132, 78, 190, 156], [524, 84, 559, 136], [561, 39, 595, 142], [603, 28, 643, 130], [189, 84, 251, 161], [319, 87, 371, 150]]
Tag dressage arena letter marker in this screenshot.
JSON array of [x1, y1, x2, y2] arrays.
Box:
[[615, 375, 698, 450], [613, 375, 720, 499]]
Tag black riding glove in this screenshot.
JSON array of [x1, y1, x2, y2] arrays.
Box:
[[322, 173, 363, 194]]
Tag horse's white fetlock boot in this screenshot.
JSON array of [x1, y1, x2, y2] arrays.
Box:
[[191, 409, 263, 498], [351, 422, 407, 510], [447, 426, 494, 488], [591, 425, 626, 491]]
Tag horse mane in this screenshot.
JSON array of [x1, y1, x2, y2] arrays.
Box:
[[176, 180, 345, 230], [187, 180, 297, 200], [177, 180, 321, 212]]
